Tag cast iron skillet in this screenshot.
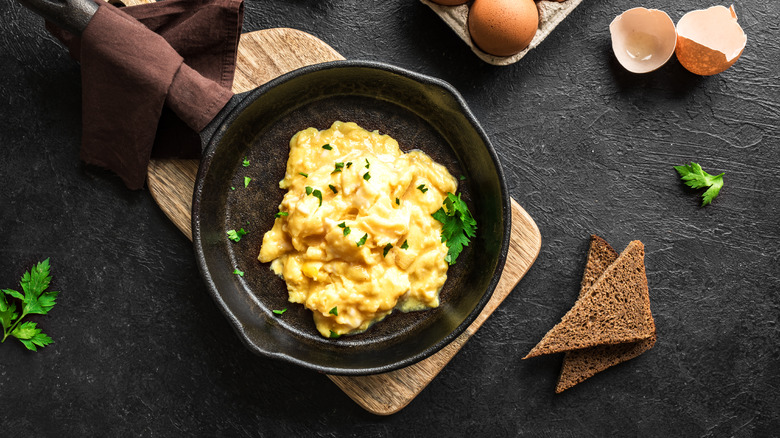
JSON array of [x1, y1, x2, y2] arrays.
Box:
[[22, 0, 511, 375]]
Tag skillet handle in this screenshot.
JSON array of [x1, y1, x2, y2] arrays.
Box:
[[17, 0, 98, 35]]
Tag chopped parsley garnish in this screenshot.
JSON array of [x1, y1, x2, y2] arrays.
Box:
[[346, 162, 353, 168], [242, 157, 250, 167], [401, 239, 409, 249], [459, 174, 466, 181], [329, 330, 340, 339], [231, 186, 235, 191], [357, 233, 368, 247], [233, 268, 244, 277], [329, 306, 338, 316], [395, 198, 400, 205], [332, 162, 344, 174], [272, 308, 287, 315], [365, 159, 370, 169], [275, 211, 289, 218], [298, 172, 309, 178], [383, 243, 393, 257], [432, 192, 477, 265], [226, 228, 247, 242], [338, 222, 351, 236], [244, 176, 251, 188], [322, 144, 333, 150], [305, 186, 313, 195], [329, 184, 338, 194], [363, 172, 371, 181], [312, 189, 323, 207], [417, 184, 428, 193]]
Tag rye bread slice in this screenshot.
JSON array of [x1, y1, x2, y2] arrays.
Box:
[[556, 334, 656, 393], [555, 235, 655, 393], [523, 240, 655, 359], [579, 235, 619, 293]]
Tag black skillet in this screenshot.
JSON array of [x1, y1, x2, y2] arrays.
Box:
[[21, 0, 511, 375]]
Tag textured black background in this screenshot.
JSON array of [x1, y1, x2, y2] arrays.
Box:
[[1, 0, 779, 436]]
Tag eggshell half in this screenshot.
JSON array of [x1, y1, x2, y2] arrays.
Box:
[[610, 7, 677, 74], [675, 5, 747, 76]]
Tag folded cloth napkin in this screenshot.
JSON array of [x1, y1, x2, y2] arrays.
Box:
[[48, 0, 244, 190]]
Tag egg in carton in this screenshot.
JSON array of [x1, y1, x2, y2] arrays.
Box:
[[421, 0, 584, 66]]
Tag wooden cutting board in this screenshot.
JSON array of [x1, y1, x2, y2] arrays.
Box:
[[146, 28, 542, 415]]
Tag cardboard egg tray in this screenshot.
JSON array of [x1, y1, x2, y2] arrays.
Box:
[[421, 0, 584, 65]]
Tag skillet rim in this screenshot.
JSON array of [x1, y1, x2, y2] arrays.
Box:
[[192, 59, 511, 375]]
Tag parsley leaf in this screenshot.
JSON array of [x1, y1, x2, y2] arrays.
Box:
[[401, 240, 409, 249], [417, 184, 428, 193], [275, 211, 289, 218], [329, 184, 338, 194], [395, 198, 400, 205], [305, 186, 313, 195], [329, 330, 340, 339], [338, 222, 351, 236], [244, 176, 251, 188], [383, 243, 393, 257], [322, 144, 333, 150], [357, 233, 368, 247], [226, 228, 247, 242], [329, 306, 338, 316], [346, 162, 353, 168], [674, 162, 725, 206], [312, 189, 323, 207], [459, 175, 466, 181], [233, 268, 244, 277], [432, 193, 477, 265], [365, 159, 370, 169], [332, 162, 344, 174], [299, 172, 309, 178], [1, 259, 58, 351], [242, 157, 250, 167], [272, 308, 287, 315], [363, 172, 371, 181]]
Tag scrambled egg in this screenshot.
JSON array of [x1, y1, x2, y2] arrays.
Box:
[[258, 121, 458, 337]]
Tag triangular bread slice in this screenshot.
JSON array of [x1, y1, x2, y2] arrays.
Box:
[[523, 240, 655, 359], [556, 334, 656, 393], [555, 235, 656, 393]]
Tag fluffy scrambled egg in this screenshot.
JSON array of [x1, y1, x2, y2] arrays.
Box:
[[258, 121, 458, 337]]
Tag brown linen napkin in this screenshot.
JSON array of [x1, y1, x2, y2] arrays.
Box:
[[48, 0, 244, 189]]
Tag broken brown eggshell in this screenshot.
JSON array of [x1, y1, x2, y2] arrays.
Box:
[[610, 7, 677, 74], [610, 5, 747, 75]]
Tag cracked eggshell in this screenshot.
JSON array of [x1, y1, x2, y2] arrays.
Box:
[[675, 5, 747, 76], [610, 7, 677, 74]]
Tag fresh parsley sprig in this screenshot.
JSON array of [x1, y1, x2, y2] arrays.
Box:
[[1, 259, 58, 351], [674, 162, 725, 206], [432, 193, 477, 265]]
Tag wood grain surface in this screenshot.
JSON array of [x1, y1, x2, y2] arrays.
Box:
[[146, 28, 541, 415]]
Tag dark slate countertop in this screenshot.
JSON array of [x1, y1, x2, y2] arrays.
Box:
[[1, 0, 778, 435]]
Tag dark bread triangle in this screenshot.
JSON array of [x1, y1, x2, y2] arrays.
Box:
[[523, 240, 655, 359], [556, 335, 656, 393], [555, 235, 655, 393]]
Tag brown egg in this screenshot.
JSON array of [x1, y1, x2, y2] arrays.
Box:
[[468, 0, 539, 57], [430, 0, 469, 5]]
